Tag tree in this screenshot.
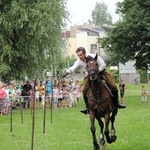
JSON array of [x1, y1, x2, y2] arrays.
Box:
[[0, 0, 69, 81], [100, 0, 150, 70], [91, 1, 112, 25]]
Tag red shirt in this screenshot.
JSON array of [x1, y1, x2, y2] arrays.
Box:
[[0, 89, 7, 99]]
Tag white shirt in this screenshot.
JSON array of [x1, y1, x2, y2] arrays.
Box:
[[67, 53, 106, 73], [53, 88, 59, 98], [35, 86, 39, 98]]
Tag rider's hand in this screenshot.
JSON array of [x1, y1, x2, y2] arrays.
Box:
[[62, 72, 68, 77]]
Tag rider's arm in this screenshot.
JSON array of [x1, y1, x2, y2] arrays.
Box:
[[97, 56, 106, 72], [66, 59, 80, 73]]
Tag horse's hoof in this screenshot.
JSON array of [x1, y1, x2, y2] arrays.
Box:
[[100, 139, 105, 146], [111, 135, 117, 142], [107, 138, 112, 144], [93, 144, 100, 150]]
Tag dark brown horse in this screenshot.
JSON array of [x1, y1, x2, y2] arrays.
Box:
[[86, 54, 118, 150]]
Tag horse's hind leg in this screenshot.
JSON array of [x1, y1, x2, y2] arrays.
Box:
[[110, 110, 117, 142], [90, 114, 100, 150]]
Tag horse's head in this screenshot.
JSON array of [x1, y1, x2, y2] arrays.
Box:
[[86, 53, 99, 81]]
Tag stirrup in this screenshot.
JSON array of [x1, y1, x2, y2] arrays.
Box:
[[80, 108, 89, 115]]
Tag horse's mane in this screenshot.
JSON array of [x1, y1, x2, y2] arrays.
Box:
[[86, 55, 94, 62]]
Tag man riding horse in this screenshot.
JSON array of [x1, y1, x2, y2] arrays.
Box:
[[63, 47, 126, 114]]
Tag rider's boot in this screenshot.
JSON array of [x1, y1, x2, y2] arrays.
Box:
[[80, 96, 89, 115], [113, 91, 126, 109]]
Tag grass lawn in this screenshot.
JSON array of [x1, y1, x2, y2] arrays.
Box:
[[0, 83, 150, 150]]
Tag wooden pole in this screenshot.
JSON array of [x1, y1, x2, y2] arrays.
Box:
[[20, 97, 23, 124], [50, 98, 53, 123], [10, 102, 12, 132], [43, 88, 46, 134], [31, 76, 36, 150], [42, 69, 52, 134]]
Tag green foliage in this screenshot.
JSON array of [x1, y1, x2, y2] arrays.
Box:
[[105, 66, 119, 83], [138, 69, 148, 83], [92, 1, 112, 25], [0, 0, 69, 81], [100, 0, 150, 70]]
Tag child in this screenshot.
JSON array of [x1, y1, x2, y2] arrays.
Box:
[[53, 85, 59, 109], [118, 80, 127, 104], [35, 83, 39, 108], [72, 87, 78, 107], [58, 86, 63, 108], [41, 91, 45, 109], [62, 87, 69, 108], [141, 85, 147, 103]]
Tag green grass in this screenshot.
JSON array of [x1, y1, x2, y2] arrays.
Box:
[[0, 83, 150, 150]]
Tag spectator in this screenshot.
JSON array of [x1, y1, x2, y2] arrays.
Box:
[[38, 80, 45, 108], [141, 85, 147, 103], [3, 84, 12, 114], [13, 85, 21, 108], [66, 79, 74, 108], [53, 80, 58, 87], [35, 82, 39, 108], [53, 85, 59, 109], [0, 83, 10, 115], [9, 83, 15, 101], [58, 86, 63, 108], [22, 81, 32, 108], [62, 81, 69, 108], [41, 90, 45, 109], [72, 87, 77, 107], [118, 80, 127, 104], [17, 84, 22, 93], [14, 86, 21, 98], [45, 79, 53, 108], [74, 80, 82, 102]]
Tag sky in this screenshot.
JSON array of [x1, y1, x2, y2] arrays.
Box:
[[66, 0, 123, 26]]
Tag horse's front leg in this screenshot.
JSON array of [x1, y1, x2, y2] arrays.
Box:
[[104, 114, 112, 144], [90, 113, 100, 150], [97, 117, 105, 147]]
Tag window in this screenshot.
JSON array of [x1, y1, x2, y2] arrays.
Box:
[[90, 44, 98, 53]]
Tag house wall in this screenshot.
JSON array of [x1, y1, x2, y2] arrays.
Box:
[[76, 32, 89, 51], [119, 61, 140, 83], [67, 24, 107, 57], [120, 73, 140, 84], [67, 37, 76, 56]]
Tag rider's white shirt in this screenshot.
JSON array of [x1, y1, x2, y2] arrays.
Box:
[[67, 53, 106, 73]]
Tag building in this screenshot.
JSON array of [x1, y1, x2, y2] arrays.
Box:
[[119, 61, 140, 83], [61, 23, 107, 59], [61, 23, 140, 82]]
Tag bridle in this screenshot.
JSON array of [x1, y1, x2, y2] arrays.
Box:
[[86, 59, 110, 104], [87, 60, 99, 81]]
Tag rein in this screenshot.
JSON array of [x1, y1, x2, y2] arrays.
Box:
[[87, 74, 110, 104], [86, 57, 111, 104]]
